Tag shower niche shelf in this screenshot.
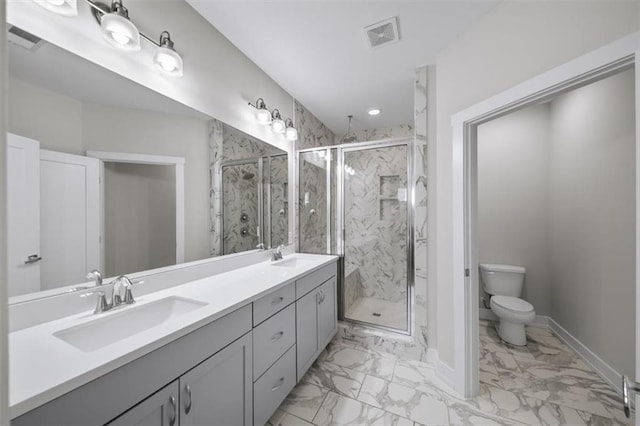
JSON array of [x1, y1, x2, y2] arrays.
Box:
[[379, 175, 400, 220]]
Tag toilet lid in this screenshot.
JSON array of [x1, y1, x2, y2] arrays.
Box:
[[491, 295, 534, 313]]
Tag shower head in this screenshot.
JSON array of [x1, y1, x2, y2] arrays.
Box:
[[242, 171, 255, 180]]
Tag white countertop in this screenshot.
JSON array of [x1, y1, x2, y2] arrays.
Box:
[[9, 253, 337, 419]]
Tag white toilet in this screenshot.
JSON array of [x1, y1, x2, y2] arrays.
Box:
[[479, 263, 535, 346]]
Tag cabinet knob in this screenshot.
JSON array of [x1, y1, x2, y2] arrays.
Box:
[[184, 384, 192, 414], [271, 296, 284, 305], [271, 331, 284, 341], [168, 395, 177, 426]]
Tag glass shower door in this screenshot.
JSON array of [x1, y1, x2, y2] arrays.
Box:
[[221, 160, 259, 254], [342, 144, 410, 332]]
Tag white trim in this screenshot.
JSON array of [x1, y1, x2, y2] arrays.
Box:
[[548, 318, 625, 395], [86, 150, 186, 166], [436, 358, 456, 392], [452, 32, 640, 398], [86, 151, 185, 265]]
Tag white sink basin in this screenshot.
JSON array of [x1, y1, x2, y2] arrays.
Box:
[[53, 296, 207, 352], [270, 256, 315, 268]]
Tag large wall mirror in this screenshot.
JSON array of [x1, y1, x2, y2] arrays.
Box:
[[6, 25, 289, 301]]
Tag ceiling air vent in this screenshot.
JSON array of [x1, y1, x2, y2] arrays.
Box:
[[8, 25, 44, 52], [363, 17, 400, 50]]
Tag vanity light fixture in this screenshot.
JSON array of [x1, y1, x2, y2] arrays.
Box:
[[153, 31, 183, 76], [33, 0, 78, 16], [85, 0, 184, 76], [285, 118, 298, 141], [249, 98, 272, 124], [98, 0, 140, 51], [271, 109, 286, 134], [368, 108, 381, 116]]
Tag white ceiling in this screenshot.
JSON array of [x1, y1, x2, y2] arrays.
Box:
[[187, 1, 499, 135]]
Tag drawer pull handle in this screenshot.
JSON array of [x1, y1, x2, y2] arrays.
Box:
[[168, 395, 177, 426], [184, 384, 192, 414], [271, 377, 285, 392], [271, 331, 284, 341], [271, 296, 284, 305]]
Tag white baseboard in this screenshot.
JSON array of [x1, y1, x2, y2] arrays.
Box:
[[548, 318, 623, 395], [435, 357, 456, 390]]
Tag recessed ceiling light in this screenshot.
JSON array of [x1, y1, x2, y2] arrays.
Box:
[[368, 108, 381, 116]]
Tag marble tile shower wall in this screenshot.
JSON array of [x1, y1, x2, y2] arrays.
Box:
[[222, 162, 259, 254], [299, 156, 329, 253], [413, 67, 429, 336], [269, 155, 289, 248], [209, 119, 287, 256], [344, 146, 408, 304]]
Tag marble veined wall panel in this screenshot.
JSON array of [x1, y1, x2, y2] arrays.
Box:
[[269, 155, 288, 248], [344, 146, 408, 304], [414, 67, 428, 333], [299, 152, 328, 253], [222, 162, 259, 254], [295, 100, 336, 150]]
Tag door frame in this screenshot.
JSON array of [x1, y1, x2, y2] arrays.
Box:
[[86, 150, 185, 266], [450, 33, 640, 398]]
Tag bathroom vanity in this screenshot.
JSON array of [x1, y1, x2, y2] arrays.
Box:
[[9, 253, 338, 426]]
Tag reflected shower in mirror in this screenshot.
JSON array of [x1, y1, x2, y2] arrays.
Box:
[[6, 26, 288, 299]]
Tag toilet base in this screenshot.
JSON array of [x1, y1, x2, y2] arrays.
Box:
[[496, 320, 527, 346]]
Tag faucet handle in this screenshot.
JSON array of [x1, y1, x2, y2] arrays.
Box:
[[94, 291, 111, 314], [256, 243, 266, 250]]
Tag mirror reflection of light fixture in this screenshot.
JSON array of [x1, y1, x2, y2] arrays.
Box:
[[285, 118, 298, 141], [271, 109, 286, 134], [33, 0, 78, 16], [153, 31, 183, 76], [248, 98, 272, 124], [99, 0, 141, 51]]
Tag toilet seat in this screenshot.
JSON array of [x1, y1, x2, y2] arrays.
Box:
[[491, 295, 534, 314]]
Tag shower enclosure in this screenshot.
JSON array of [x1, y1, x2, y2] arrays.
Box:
[[221, 154, 288, 255], [299, 139, 413, 333]]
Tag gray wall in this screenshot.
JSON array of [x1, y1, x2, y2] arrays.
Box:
[[104, 163, 176, 277], [477, 104, 551, 314], [7, 81, 211, 264], [0, 4, 8, 421], [549, 69, 635, 378], [478, 68, 635, 378]]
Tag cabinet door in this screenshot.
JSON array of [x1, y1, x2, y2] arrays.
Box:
[[180, 332, 252, 426], [296, 289, 319, 380], [108, 380, 179, 426], [317, 278, 337, 348]]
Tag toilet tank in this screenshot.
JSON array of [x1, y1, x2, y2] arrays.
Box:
[[479, 263, 526, 297]]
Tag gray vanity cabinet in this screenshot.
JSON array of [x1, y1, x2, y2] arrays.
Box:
[[296, 273, 337, 380], [179, 332, 253, 426], [108, 381, 179, 426], [109, 332, 252, 426]]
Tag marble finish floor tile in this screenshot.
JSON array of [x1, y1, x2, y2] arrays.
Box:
[[274, 323, 630, 426], [346, 297, 408, 330], [302, 361, 366, 398], [267, 409, 315, 426], [314, 391, 415, 426], [357, 375, 450, 425], [278, 381, 329, 422]]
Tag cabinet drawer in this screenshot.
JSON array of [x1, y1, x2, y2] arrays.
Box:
[[295, 262, 337, 298], [253, 345, 296, 426], [253, 304, 295, 379], [253, 283, 295, 326]]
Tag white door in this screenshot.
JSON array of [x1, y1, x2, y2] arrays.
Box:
[[7, 133, 41, 297], [39, 150, 100, 290]]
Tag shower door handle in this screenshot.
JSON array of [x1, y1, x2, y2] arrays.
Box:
[[622, 375, 639, 417]]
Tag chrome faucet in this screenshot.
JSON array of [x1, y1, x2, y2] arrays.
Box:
[[256, 243, 266, 250], [94, 275, 140, 314], [271, 245, 286, 261], [86, 269, 103, 287]]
